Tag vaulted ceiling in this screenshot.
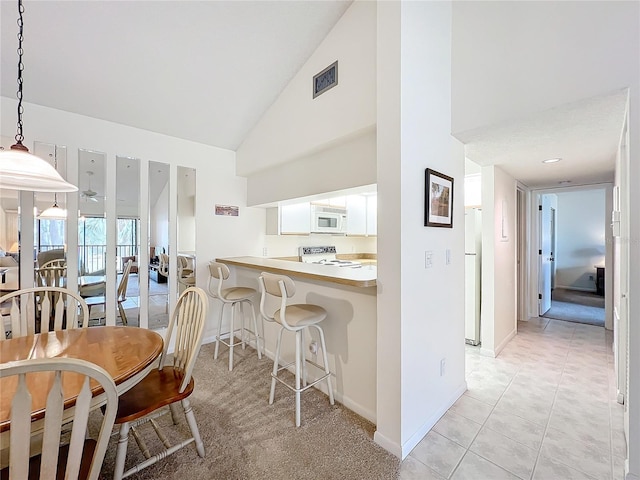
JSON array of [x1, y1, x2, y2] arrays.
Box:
[[0, 0, 352, 151], [2, 1, 637, 192]]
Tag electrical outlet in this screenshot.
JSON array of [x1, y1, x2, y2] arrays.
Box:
[[262, 247, 268, 257], [589, 275, 594, 281], [445, 249, 451, 265], [309, 341, 318, 355], [440, 358, 446, 376]]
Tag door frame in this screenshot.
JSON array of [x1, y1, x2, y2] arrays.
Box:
[[526, 183, 612, 322], [516, 185, 529, 322]]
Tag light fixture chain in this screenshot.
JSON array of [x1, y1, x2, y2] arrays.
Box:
[[15, 0, 25, 145]]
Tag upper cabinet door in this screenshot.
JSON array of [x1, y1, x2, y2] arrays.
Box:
[[346, 195, 367, 235], [280, 202, 311, 235], [366, 194, 377, 236]]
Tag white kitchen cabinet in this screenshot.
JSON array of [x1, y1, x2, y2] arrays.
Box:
[[346, 195, 367, 235], [280, 202, 311, 235], [366, 194, 377, 235], [346, 194, 376, 236], [329, 196, 346, 207]]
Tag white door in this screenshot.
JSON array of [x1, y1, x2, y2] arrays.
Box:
[[539, 195, 554, 315]]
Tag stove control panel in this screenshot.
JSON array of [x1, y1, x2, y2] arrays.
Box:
[[300, 246, 337, 255]]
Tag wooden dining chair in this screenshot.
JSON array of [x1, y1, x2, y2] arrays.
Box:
[[35, 259, 67, 288], [0, 357, 118, 480], [113, 286, 209, 480], [0, 287, 89, 340], [177, 255, 195, 289], [84, 260, 133, 326]]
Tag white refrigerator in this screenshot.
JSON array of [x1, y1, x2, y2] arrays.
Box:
[[465, 208, 482, 345]]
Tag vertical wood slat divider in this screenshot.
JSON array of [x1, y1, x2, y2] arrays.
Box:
[[64, 376, 92, 479], [9, 298, 20, 336], [10, 374, 32, 479], [41, 294, 51, 333], [53, 294, 65, 331], [25, 292, 35, 336], [39, 371, 64, 478]]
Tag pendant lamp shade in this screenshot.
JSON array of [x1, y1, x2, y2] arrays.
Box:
[[1, 145, 78, 192], [0, 0, 77, 193], [38, 201, 67, 219]]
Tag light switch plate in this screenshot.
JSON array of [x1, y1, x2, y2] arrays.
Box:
[[425, 251, 433, 268]]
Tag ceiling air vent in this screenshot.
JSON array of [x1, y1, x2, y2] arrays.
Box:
[[313, 61, 338, 98]]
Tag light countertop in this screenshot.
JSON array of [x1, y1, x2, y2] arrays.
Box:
[[216, 256, 377, 288]]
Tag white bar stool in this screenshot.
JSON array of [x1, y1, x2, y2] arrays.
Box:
[[258, 272, 334, 427], [207, 261, 263, 371]]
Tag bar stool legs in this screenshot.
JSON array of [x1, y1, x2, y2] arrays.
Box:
[[214, 298, 262, 371], [269, 323, 334, 427], [259, 271, 335, 427]]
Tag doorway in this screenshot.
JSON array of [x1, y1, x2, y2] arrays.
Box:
[[538, 189, 606, 326]]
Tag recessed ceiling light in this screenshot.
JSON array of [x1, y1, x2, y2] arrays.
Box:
[[558, 180, 572, 185], [542, 158, 561, 164]]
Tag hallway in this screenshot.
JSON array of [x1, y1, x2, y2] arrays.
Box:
[[400, 319, 625, 479]]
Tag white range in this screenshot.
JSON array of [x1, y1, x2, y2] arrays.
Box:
[[299, 246, 362, 268]]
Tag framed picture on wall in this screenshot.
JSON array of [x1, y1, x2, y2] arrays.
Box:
[[425, 168, 454, 228]]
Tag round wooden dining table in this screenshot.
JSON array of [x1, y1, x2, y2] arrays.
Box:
[[0, 326, 164, 433]]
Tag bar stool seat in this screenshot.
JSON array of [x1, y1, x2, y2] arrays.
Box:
[[207, 261, 263, 371], [274, 304, 326, 327], [258, 272, 335, 427]]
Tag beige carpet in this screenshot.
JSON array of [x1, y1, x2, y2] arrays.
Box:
[[542, 287, 605, 326], [95, 342, 400, 479]]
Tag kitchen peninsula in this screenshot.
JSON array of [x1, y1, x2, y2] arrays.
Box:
[[216, 256, 378, 423]]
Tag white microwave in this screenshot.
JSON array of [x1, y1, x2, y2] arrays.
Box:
[[310, 205, 347, 234]]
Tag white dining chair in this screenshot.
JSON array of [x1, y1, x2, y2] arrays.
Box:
[[258, 272, 334, 427], [0, 357, 118, 480], [0, 286, 89, 340], [35, 259, 67, 288], [84, 260, 133, 326], [112, 286, 209, 480]]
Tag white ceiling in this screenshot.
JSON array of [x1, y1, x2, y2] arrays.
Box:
[[457, 90, 627, 188], [0, 0, 352, 151], [1, 1, 633, 194]]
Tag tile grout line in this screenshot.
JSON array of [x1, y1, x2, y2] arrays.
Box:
[[448, 342, 526, 479], [409, 319, 612, 480], [526, 318, 574, 480]]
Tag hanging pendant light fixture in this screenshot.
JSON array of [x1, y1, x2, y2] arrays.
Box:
[[38, 146, 68, 219], [0, 0, 77, 192]]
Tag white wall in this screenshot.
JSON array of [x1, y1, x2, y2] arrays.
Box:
[[150, 180, 169, 254], [238, 0, 378, 208], [263, 234, 376, 259], [555, 189, 606, 291], [0, 207, 8, 252], [236, 0, 376, 178], [481, 165, 517, 357], [376, 1, 466, 458], [0, 96, 265, 340], [246, 128, 376, 206]]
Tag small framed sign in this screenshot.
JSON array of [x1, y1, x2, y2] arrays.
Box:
[[425, 169, 454, 228], [313, 61, 338, 98], [215, 204, 239, 217]]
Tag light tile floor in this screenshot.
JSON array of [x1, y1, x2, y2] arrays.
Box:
[[399, 318, 626, 480]]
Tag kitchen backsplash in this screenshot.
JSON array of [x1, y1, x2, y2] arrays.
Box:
[[263, 234, 377, 259]]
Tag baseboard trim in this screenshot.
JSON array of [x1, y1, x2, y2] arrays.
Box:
[[480, 347, 496, 358], [399, 382, 467, 459], [216, 342, 379, 424], [625, 459, 638, 480], [480, 329, 516, 358], [374, 431, 402, 458]]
